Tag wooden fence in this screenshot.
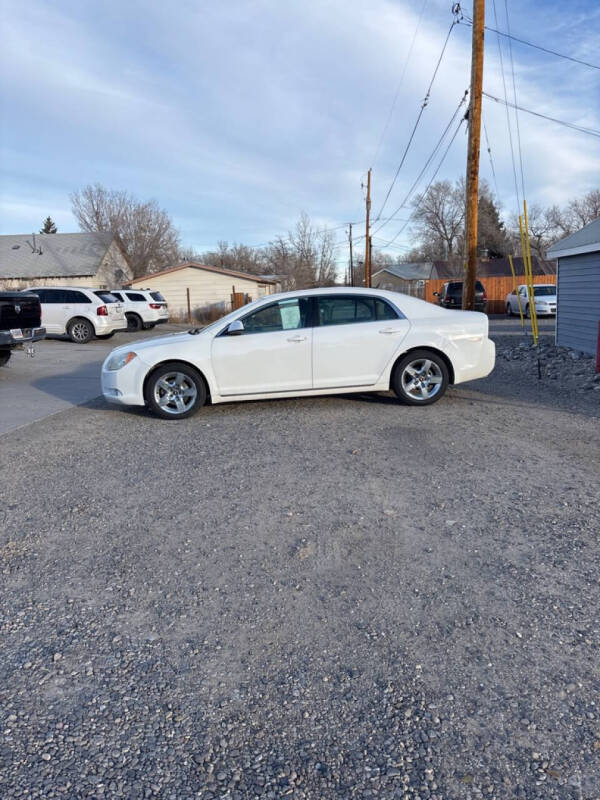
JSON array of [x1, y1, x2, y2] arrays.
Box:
[[425, 274, 556, 314]]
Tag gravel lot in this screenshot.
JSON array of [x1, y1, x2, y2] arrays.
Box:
[[1, 319, 599, 799]]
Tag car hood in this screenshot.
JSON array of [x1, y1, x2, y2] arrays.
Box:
[[109, 330, 206, 358]]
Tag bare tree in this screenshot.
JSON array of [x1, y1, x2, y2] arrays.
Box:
[[193, 241, 267, 275], [410, 180, 466, 264], [70, 184, 180, 277], [263, 213, 337, 289]]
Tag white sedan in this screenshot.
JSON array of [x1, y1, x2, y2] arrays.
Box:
[[506, 284, 557, 317], [101, 288, 495, 419]]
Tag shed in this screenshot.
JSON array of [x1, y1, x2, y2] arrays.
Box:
[[126, 261, 278, 317], [547, 218, 600, 355], [0, 232, 132, 290]]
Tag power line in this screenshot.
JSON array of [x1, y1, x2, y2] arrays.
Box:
[[372, 89, 469, 237], [380, 115, 467, 248], [482, 119, 500, 198], [483, 91, 600, 138], [371, 0, 429, 169], [505, 0, 526, 204], [374, 12, 460, 222], [492, 0, 521, 212], [459, 15, 600, 70]]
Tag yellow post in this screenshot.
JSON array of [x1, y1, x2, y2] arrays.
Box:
[[523, 201, 538, 345], [508, 254, 525, 329]]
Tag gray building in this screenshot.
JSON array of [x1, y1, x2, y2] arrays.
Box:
[[547, 218, 600, 356], [0, 232, 132, 291]]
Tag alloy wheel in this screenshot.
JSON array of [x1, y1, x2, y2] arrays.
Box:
[[401, 358, 443, 401], [153, 371, 198, 415], [71, 321, 91, 342]]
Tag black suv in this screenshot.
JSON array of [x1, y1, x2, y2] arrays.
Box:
[[0, 292, 45, 366], [434, 280, 487, 312]]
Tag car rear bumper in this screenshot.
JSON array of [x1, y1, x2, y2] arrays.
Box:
[[453, 337, 495, 384], [0, 327, 46, 347]]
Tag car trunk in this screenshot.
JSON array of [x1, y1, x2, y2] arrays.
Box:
[[0, 293, 42, 330]]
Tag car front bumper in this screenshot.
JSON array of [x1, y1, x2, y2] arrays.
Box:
[[101, 356, 148, 406]]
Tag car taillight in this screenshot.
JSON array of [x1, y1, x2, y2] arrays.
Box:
[[97, 305, 108, 316], [149, 303, 161, 309]]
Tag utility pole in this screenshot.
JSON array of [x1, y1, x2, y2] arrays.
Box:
[[364, 168, 372, 287], [348, 223, 354, 286], [463, 0, 485, 311]]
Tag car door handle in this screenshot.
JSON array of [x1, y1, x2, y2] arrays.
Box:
[[379, 327, 402, 334], [287, 335, 307, 342]]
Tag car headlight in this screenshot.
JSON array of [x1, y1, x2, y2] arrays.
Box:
[[106, 351, 137, 371]]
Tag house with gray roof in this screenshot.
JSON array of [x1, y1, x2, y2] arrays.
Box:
[[547, 218, 600, 355], [0, 232, 132, 291]]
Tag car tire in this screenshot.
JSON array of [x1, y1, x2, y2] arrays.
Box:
[[506, 303, 513, 317], [0, 349, 11, 367], [67, 318, 94, 344], [126, 313, 143, 332], [144, 361, 207, 419], [96, 332, 115, 339], [391, 350, 449, 406], [525, 304, 531, 319]]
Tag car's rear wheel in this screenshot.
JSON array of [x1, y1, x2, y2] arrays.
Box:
[[0, 349, 11, 367], [126, 313, 143, 332], [392, 350, 449, 406], [67, 318, 94, 343], [145, 362, 206, 419]]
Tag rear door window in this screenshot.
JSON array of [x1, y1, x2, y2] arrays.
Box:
[[317, 296, 376, 326], [66, 290, 92, 303]]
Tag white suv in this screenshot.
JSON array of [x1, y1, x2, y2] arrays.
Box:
[[23, 287, 126, 343], [110, 289, 169, 331]]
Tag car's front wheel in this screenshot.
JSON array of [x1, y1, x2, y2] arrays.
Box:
[[506, 303, 513, 316], [145, 362, 206, 419], [392, 350, 449, 406]]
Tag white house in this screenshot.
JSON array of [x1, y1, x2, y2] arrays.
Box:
[[126, 261, 278, 317]]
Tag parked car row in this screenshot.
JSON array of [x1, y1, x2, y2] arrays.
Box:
[[25, 286, 168, 344]]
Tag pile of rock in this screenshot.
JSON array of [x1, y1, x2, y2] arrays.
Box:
[[496, 340, 600, 392]]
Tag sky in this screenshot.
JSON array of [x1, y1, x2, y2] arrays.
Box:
[[1, 0, 599, 268]]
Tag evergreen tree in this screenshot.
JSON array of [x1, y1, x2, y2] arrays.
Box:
[[40, 216, 58, 234]]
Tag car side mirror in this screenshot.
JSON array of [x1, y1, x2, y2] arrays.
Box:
[[227, 320, 244, 335]]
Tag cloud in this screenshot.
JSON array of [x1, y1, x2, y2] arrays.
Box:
[[1, 0, 598, 253]]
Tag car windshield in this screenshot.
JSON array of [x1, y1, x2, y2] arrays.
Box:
[[94, 291, 120, 303], [150, 291, 165, 302], [534, 286, 556, 296]]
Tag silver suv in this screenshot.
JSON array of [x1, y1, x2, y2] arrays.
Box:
[[110, 289, 169, 331]]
